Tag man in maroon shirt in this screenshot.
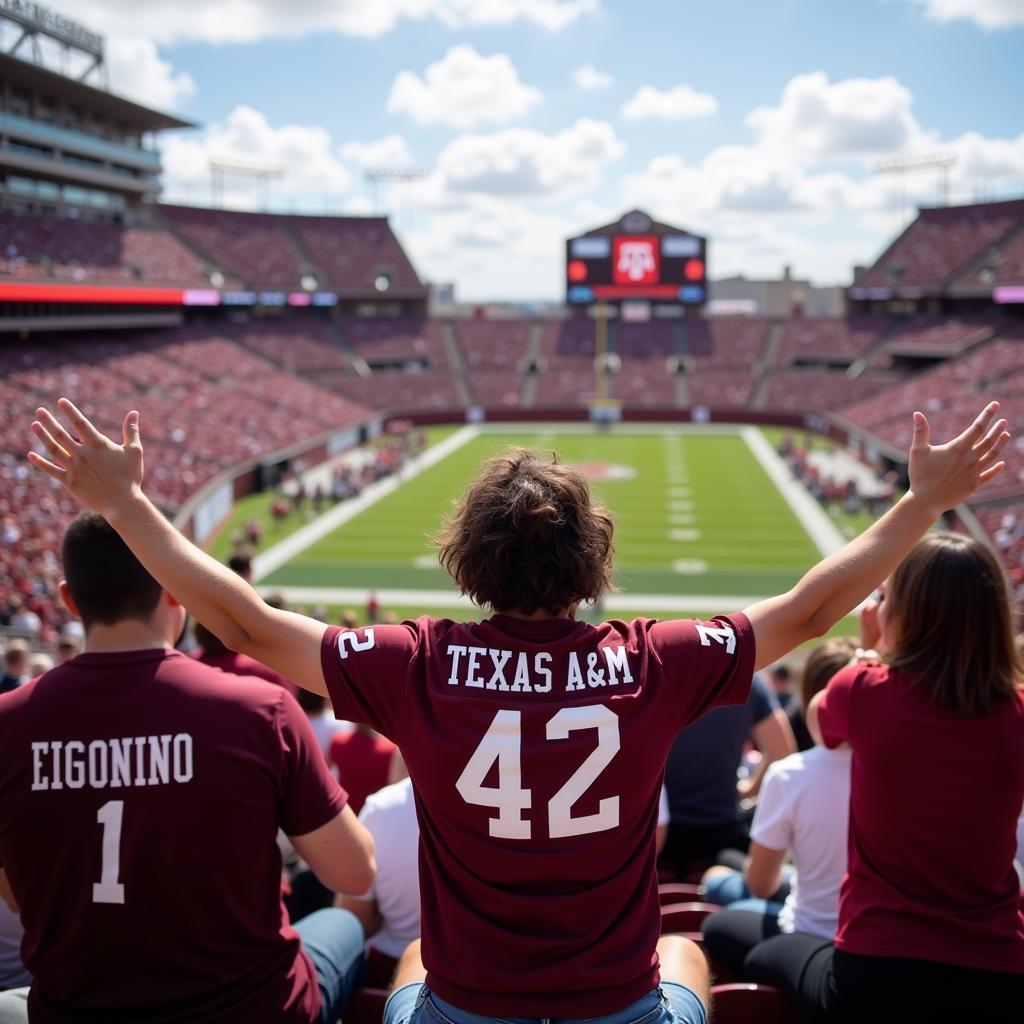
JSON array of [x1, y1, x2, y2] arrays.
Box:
[[193, 618, 299, 697], [26, 398, 1009, 1024], [0, 512, 376, 1024]]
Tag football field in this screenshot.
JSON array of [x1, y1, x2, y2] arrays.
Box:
[[254, 424, 854, 628]]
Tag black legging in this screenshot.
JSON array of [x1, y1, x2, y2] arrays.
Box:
[[701, 907, 783, 977], [741, 932, 1024, 1023]]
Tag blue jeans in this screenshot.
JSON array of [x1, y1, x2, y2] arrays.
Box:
[[383, 984, 707, 1024], [703, 867, 793, 906], [295, 908, 366, 1024]]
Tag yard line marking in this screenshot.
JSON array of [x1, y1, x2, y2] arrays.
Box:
[[669, 513, 696, 526], [740, 427, 845, 557], [668, 528, 702, 542], [252, 426, 481, 582]]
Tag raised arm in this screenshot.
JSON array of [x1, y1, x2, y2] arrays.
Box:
[[744, 403, 1009, 671], [29, 400, 329, 695]]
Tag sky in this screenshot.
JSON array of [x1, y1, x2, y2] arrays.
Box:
[[32, 0, 1024, 300]]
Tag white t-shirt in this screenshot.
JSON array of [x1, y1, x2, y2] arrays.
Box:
[[658, 785, 669, 828], [352, 777, 420, 959], [1014, 806, 1024, 891], [0, 899, 29, 989], [751, 745, 851, 940]]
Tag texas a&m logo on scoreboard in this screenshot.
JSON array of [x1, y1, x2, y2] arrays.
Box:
[[566, 210, 707, 306], [613, 236, 660, 285]]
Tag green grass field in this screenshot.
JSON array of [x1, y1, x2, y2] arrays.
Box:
[[255, 426, 862, 638]]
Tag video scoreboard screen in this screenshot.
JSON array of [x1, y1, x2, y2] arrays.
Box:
[[566, 232, 707, 305]]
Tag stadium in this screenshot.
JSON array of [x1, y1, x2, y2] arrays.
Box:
[[1, 3, 1023, 1023]]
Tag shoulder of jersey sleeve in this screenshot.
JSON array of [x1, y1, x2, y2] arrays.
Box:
[[190, 662, 288, 707], [833, 662, 861, 682]]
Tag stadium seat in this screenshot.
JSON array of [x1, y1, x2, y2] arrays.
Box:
[[660, 902, 716, 933], [709, 984, 797, 1024], [345, 986, 390, 1024], [658, 883, 705, 905], [364, 945, 400, 989]]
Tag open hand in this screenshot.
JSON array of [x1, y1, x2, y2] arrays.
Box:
[[859, 598, 881, 651], [29, 399, 144, 521], [907, 402, 1010, 516]]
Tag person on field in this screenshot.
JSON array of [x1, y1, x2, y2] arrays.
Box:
[[26, 397, 1009, 1024], [0, 511, 376, 1024]]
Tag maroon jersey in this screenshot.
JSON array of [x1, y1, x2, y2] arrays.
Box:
[[321, 612, 754, 1016], [196, 649, 299, 698], [819, 663, 1024, 973], [329, 730, 397, 814], [0, 649, 347, 1024]]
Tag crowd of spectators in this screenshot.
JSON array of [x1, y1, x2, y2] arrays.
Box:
[[854, 198, 1024, 291], [777, 434, 898, 520], [453, 319, 532, 409], [0, 328, 371, 644], [0, 210, 212, 286]]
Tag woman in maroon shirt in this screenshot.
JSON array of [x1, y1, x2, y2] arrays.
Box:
[[746, 532, 1024, 1022]]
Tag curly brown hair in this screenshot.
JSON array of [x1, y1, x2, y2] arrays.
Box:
[[435, 447, 616, 616]]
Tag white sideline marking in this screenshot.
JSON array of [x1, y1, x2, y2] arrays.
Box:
[[252, 427, 480, 582], [266, 585, 768, 614], [740, 427, 845, 557]]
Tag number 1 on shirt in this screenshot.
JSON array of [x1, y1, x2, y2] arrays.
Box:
[[93, 799, 126, 905]]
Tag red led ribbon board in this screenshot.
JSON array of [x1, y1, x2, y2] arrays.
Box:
[[0, 283, 185, 304]]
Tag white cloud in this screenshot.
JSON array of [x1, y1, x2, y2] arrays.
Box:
[[747, 71, 927, 163], [48, 0, 597, 45], [944, 130, 1024, 185], [435, 118, 624, 197], [161, 105, 352, 210], [909, 0, 1024, 29], [572, 64, 613, 90], [403, 195, 578, 299], [340, 135, 412, 168], [621, 84, 718, 122], [342, 196, 377, 215], [105, 37, 196, 111], [621, 149, 842, 224], [388, 45, 543, 129]]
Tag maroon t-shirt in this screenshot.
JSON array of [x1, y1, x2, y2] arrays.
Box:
[[321, 612, 755, 1016], [818, 663, 1024, 973], [0, 649, 347, 1024], [329, 730, 397, 814], [197, 649, 298, 698]]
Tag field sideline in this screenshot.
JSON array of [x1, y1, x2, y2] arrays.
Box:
[[252, 423, 861, 630]]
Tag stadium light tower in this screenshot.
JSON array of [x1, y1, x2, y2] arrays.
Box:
[[0, 0, 106, 84], [364, 167, 428, 215], [876, 153, 957, 224], [209, 157, 284, 211]]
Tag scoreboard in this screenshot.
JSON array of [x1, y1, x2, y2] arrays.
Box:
[[566, 229, 707, 305]]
